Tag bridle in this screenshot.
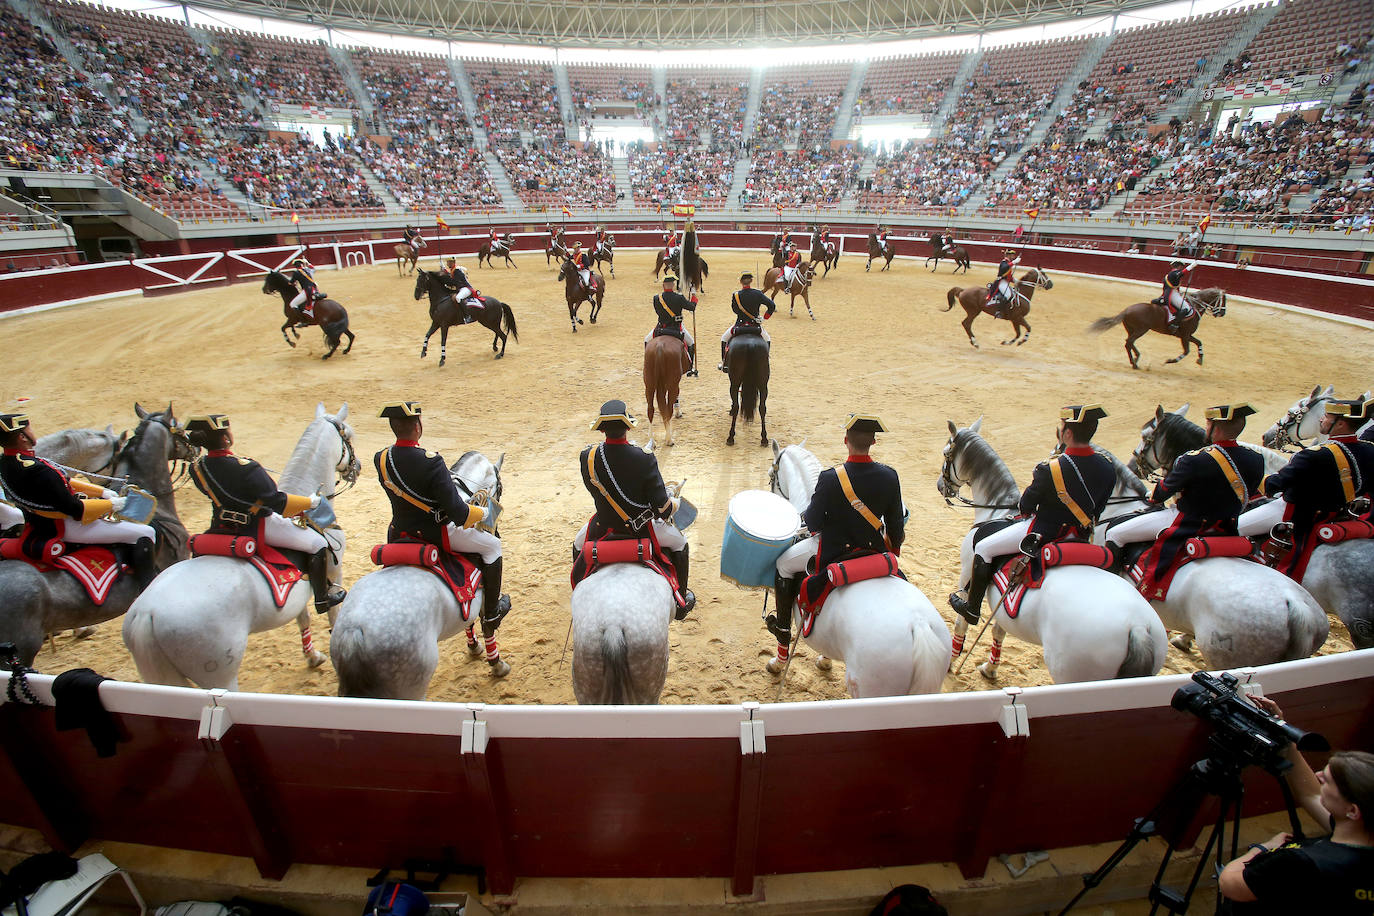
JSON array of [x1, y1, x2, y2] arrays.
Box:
[[324, 416, 361, 497], [112, 413, 193, 499], [938, 433, 1017, 510], [1130, 418, 1169, 481], [1269, 394, 1329, 452]]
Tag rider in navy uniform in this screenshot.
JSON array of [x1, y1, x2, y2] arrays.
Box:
[[1258, 397, 1374, 580], [951, 405, 1116, 625], [986, 249, 1021, 319], [768, 415, 905, 659], [0, 412, 156, 583], [718, 272, 776, 372], [373, 401, 510, 641], [647, 275, 696, 367], [575, 400, 694, 618], [287, 257, 323, 318], [1154, 259, 1198, 330], [1108, 404, 1265, 596], [187, 414, 346, 612]]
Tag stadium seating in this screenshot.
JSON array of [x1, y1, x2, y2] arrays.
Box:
[[629, 148, 734, 208], [1226, 0, 1374, 85], [210, 27, 353, 108], [663, 66, 749, 149], [496, 143, 617, 208], [755, 63, 851, 148], [855, 52, 963, 118], [465, 59, 565, 143], [741, 147, 862, 208], [350, 48, 472, 141]]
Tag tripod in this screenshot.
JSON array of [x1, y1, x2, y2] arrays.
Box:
[[1058, 751, 1302, 916]]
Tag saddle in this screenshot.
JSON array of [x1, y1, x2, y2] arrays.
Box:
[[0, 528, 130, 606], [652, 323, 685, 341], [1132, 535, 1255, 601], [731, 322, 763, 338], [189, 519, 304, 608], [372, 539, 482, 619], [992, 541, 1117, 619], [570, 530, 687, 610], [798, 550, 904, 636]]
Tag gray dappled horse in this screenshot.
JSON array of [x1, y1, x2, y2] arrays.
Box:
[[123, 404, 359, 688], [0, 405, 190, 666], [331, 452, 507, 699]]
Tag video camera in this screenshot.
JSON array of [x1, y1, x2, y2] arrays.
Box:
[[1171, 671, 1329, 771]]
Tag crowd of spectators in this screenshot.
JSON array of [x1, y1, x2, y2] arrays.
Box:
[[629, 148, 734, 207], [857, 139, 1000, 211], [351, 51, 471, 142], [740, 147, 861, 208], [982, 133, 1169, 212], [468, 62, 564, 143], [354, 131, 499, 211], [663, 74, 748, 150], [755, 82, 843, 148], [853, 74, 952, 120], [496, 142, 616, 207], [207, 133, 382, 212], [216, 31, 353, 108]]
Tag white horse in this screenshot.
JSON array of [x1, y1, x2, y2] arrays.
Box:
[[123, 404, 358, 688], [767, 442, 951, 697], [1261, 384, 1372, 450], [1096, 449, 1329, 668], [571, 562, 675, 704], [938, 419, 1167, 683], [331, 452, 507, 700]]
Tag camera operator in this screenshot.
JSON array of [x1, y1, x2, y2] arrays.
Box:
[[1217, 696, 1374, 914]]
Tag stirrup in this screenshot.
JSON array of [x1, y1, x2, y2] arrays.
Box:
[[675, 589, 696, 621], [948, 590, 980, 626], [482, 594, 512, 628], [315, 584, 346, 613]]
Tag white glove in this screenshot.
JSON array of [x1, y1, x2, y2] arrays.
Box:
[[670, 496, 682, 518], [101, 488, 118, 500], [308, 494, 322, 510], [107, 496, 128, 515], [1187, 260, 1198, 270]]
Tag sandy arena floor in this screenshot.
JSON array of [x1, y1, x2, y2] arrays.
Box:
[[6, 247, 1370, 703]]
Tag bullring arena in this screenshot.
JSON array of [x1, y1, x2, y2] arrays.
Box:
[[2, 0, 1374, 910]]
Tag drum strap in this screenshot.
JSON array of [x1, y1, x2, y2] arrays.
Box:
[[1324, 442, 1359, 503], [586, 447, 651, 531], [1049, 457, 1093, 528], [1204, 445, 1249, 506], [835, 467, 887, 546]]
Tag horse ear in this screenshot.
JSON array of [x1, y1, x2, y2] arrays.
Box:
[[336, 403, 348, 421], [104, 424, 116, 436], [316, 402, 326, 419], [947, 420, 958, 437], [135, 402, 149, 420], [970, 415, 983, 434], [1324, 385, 1336, 397], [166, 401, 174, 420], [1175, 403, 1190, 417], [771, 439, 781, 458], [1155, 404, 1166, 421], [1310, 384, 1323, 400], [495, 453, 505, 473]]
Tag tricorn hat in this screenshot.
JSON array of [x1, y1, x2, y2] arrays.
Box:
[[1060, 404, 1109, 424], [591, 399, 636, 431], [185, 414, 231, 435], [1327, 398, 1372, 421], [1204, 403, 1257, 422], [378, 401, 422, 419], [0, 413, 31, 435], [662, 274, 679, 285], [740, 272, 754, 283], [845, 414, 888, 435]]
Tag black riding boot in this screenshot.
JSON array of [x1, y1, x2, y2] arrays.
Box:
[[949, 556, 991, 626], [308, 548, 346, 613], [766, 572, 801, 645], [718, 340, 729, 373], [687, 343, 697, 370], [130, 537, 157, 590], [480, 557, 512, 634], [670, 546, 695, 620]]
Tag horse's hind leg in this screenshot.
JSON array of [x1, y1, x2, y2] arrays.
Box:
[[281, 322, 297, 348], [962, 312, 979, 349], [343, 330, 355, 354], [726, 385, 740, 446], [977, 625, 1006, 680], [296, 610, 327, 668], [1124, 332, 1143, 369], [757, 384, 769, 447], [1165, 335, 1191, 365], [1192, 336, 1204, 365]]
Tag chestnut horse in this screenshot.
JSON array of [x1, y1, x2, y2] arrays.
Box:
[[943, 268, 1053, 348], [643, 335, 691, 451], [763, 263, 816, 320], [810, 235, 840, 276], [926, 236, 970, 273], [559, 258, 605, 331], [866, 233, 894, 272], [477, 234, 516, 268], [1087, 289, 1228, 370], [395, 242, 420, 276]]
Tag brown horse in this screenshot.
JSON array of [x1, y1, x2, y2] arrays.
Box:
[[263, 270, 355, 359], [866, 233, 894, 272], [943, 268, 1052, 348], [810, 235, 840, 276], [926, 238, 970, 273], [545, 230, 568, 265], [1088, 289, 1228, 370], [763, 263, 816, 320], [477, 234, 516, 269], [643, 335, 691, 450], [653, 248, 679, 279], [395, 242, 420, 277], [591, 234, 616, 277], [558, 258, 605, 331]]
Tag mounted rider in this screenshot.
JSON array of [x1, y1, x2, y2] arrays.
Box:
[[1154, 259, 1198, 330], [877, 226, 892, 256], [288, 256, 325, 319], [403, 224, 427, 250], [1255, 397, 1374, 580], [778, 226, 793, 252], [186, 414, 346, 613], [718, 272, 776, 372], [1107, 404, 1265, 597], [936, 227, 956, 256], [487, 226, 505, 254], [985, 249, 1021, 319], [646, 274, 696, 365], [373, 401, 511, 641], [438, 257, 479, 324], [818, 225, 833, 254], [781, 245, 804, 293], [768, 415, 905, 654], [570, 242, 594, 295], [663, 225, 680, 262], [950, 405, 1115, 625], [0, 412, 156, 583], [594, 225, 611, 258], [575, 400, 694, 618]]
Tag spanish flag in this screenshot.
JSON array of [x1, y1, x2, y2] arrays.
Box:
[[1198, 214, 1212, 233], [672, 203, 695, 217], [290, 212, 299, 224], [1023, 206, 1040, 219], [562, 205, 571, 217], [436, 214, 448, 229]]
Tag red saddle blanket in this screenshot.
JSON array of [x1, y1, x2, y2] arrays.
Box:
[[799, 552, 903, 637], [189, 531, 303, 608], [1132, 535, 1254, 602], [0, 537, 126, 605], [372, 541, 481, 620], [994, 542, 1117, 619], [570, 535, 687, 610]]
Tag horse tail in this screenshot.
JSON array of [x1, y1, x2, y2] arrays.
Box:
[[1089, 310, 1128, 334], [740, 357, 761, 422], [324, 315, 348, 341], [331, 621, 384, 698], [943, 288, 961, 312], [907, 617, 950, 695], [1115, 625, 1158, 679], [501, 303, 519, 342], [1282, 595, 1323, 661], [599, 625, 632, 705]]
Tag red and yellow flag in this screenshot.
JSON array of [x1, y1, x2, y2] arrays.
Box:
[[672, 203, 695, 217], [1023, 206, 1040, 219], [562, 205, 571, 217], [1198, 214, 1212, 233], [290, 212, 299, 224], [435, 214, 448, 229]]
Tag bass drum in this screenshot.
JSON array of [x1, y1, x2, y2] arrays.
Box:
[[720, 490, 801, 588]]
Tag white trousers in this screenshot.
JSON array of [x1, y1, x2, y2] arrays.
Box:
[[776, 534, 818, 577], [973, 518, 1032, 563], [573, 518, 685, 552], [0, 500, 21, 529], [783, 266, 798, 286], [1238, 499, 1286, 538], [578, 269, 591, 286], [646, 329, 694, 346], [1167, 289, 1185, 310], [412, 236, 426, 248], [261, 512, 325, 554], [65, 517, 156, 545], [454, 286, 472, 302], [447, 523, 502, 564], [721, 326, 771, 344], [666, 246, 679, 259], [289, 290, 310, 312], [1105, 508, 1178, 547], [996, 279, 1014, 301]]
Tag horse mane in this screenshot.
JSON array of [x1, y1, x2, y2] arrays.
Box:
[[36, 428, 111, 461], [782, 446, 823, 503], [116, 414, 187, 563], [1157, 412, 1205, 458], [279, 416, 338, 495], [954, 430, 1019, 505], [1094, 445, 1149, 500]]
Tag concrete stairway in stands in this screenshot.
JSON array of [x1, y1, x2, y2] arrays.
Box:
[[187, 25, 271, 124], [1156, 3, 1283, 126], [742, 69, 764, 144], [652, 66, 668, 144], [831, 59, 868, 141], [553, 61, 577, 140], [327, 45, 376, 127], [930, 49, 983, 134], [357, 162, 403, 214], [481, 150, 522, 211], [728, 156, 752, 206], [611, 156, 632, 206], [448, 57, 487, 149], [839, 153, 877, 210], [188, 158, 259, 219]]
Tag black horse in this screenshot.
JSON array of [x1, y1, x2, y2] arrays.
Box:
[[413, 269, 519, 366], [926, 233, 970, 273], [262, 270, 354, 359], [680, 222, 709, 296], [726, 335, 770, 447]]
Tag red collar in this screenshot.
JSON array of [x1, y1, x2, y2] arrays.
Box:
[[3, 448, 34, 456], [604, 436, 628, 445], [208, 449, 233, 457], [1331, 435, 1358, 443], [846, 454, 874, 463], [1064, 446, 1096, 456], [394, 439, 420, 448], [1212, 440, 1238, 447]]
